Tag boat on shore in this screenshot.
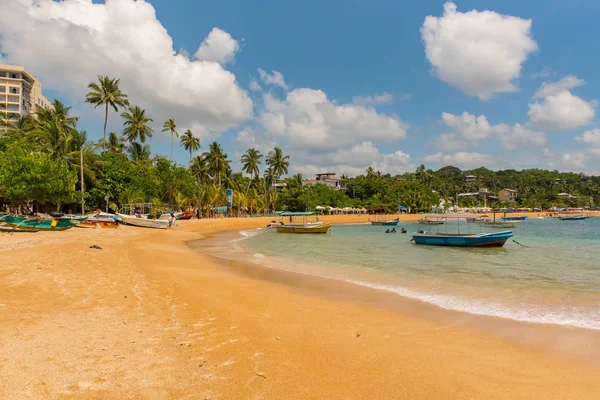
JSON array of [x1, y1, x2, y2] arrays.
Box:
[[276, 212, 331, 234], [116, 213, 171, 229], [178, 211, 195, 220], [0, 224, 40, 233], [370, 217, 400, 226], [1, 215, 78, 231], [411, 214, 513, 248]]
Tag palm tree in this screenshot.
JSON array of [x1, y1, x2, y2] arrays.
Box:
[[106, 132, 126, 152], [121, 106, 153, 144], [240, 148, 263, 195], [85, 76, 129, 151], [266, 147, 290, 178], [128, 142, 151, 162], [180, 129, 201, 161], [161, 119, 178, 161], [204, 141, 231, 186], [190, 155, 211, 184]]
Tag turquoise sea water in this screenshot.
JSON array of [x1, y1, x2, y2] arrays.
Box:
[[233, 218, 600, 330]]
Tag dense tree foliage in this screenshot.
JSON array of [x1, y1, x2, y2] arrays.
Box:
[[1, 74, 598, 215]]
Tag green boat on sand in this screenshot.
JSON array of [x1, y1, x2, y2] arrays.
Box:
[[1, 215, 78, 231]]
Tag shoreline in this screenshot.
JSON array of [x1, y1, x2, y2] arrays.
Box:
[[1, 215, 599, 398], [194, 226, 600, 366]]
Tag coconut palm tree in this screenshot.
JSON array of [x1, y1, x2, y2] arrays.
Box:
[[85, 76, 129, 151], [129, 142, 151, 162], [266, 147, 290, 178], [180, 129, 201, 161], [240, 148, 263, 195], [190, 155, 211, 185], [121, 106, 153, 144], [204, 141, 230, 186], [161, 119, 178, 161], [106, 132, 126, 153]]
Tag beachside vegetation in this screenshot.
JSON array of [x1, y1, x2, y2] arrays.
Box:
[[1, 75, 600, 215]]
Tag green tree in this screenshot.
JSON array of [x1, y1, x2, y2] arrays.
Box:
[[266, 147, 290, 178], [240, 148, 263, 195], [204, 141, 230, 186], [0, 144, 77, 206], [161, 119, 178, 161], [121, 106, 153, 144], [85, 76, 129, 151], [180, 129, 201, 161], [129, 142, 151, 162]]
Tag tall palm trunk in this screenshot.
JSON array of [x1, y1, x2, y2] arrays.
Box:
[[103, 103, 109, 152], [170, 130, 174, 161], [245, 172, 253, 196]]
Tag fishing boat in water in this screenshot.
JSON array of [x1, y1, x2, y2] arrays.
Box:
[[503, 215, 528, 221], [559, 215, 589, 221], [410, 214, 513, 248], [276, 212, 331, 233], [418, 217, 445, 225], [370, 217, 400, 226]]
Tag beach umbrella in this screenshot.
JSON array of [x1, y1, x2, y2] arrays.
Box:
[[315, 206, 325, 210]]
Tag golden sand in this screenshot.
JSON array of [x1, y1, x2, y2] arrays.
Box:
[[1, 215, 599, 399]]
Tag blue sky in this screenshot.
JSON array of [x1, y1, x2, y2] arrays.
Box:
[[1, 0, 599, 175]]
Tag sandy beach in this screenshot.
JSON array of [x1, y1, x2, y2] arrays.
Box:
[[1, 215, 599, 399]]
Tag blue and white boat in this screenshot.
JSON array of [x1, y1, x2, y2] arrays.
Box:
[[410, 214, 513, 248], [559, 215, 589, 221], [411, 231, 514, 247], [503, 216, 528, 221]]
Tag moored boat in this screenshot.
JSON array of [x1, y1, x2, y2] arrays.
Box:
[[503, 216, 528, 221], [410, 214, 513, 248], [370, 217, 399, 226], [276, 212, 331, 234], [418, 217, 445, 225], [479, 220, 520, 228], [411, 231, 513, 247], [559, 215, 589, 221]]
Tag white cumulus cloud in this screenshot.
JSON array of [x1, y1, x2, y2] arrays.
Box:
[[562, 153, 586, 170], [442, 111, 546, 150], [194, 27, 240, 65], [258, 68, 288, 90], [575, 129, 600, 145], [0, 0, 252, 139], [432, 133, 468, 152], [421, 2, 537, 100], [528, 76, 596, 131], [425, 152, 494, 169], [258, 88, 408, 152]]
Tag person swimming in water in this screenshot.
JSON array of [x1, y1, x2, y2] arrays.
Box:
[[391, 228, 396, 233], [401, 228, 407, 234], [385, 229, 390, 233]]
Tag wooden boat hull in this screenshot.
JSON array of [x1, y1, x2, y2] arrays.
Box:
[[480, 221, 518, 228], [2, 216, 77, 231], [117, 213, 170, 229], [411, 231, 513, 247], [504, 216, 527, 221], [0, 225, 39, 233], [75, 220, 99, 228], [419, 220, 444, 225], [371, 219, 399, 226], [559, 216, 589, 221], [276, 223, 332, 233], [178, 211, 195, 220]]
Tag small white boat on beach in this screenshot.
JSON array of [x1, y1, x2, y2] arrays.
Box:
[[117, 213, 171, 229]]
